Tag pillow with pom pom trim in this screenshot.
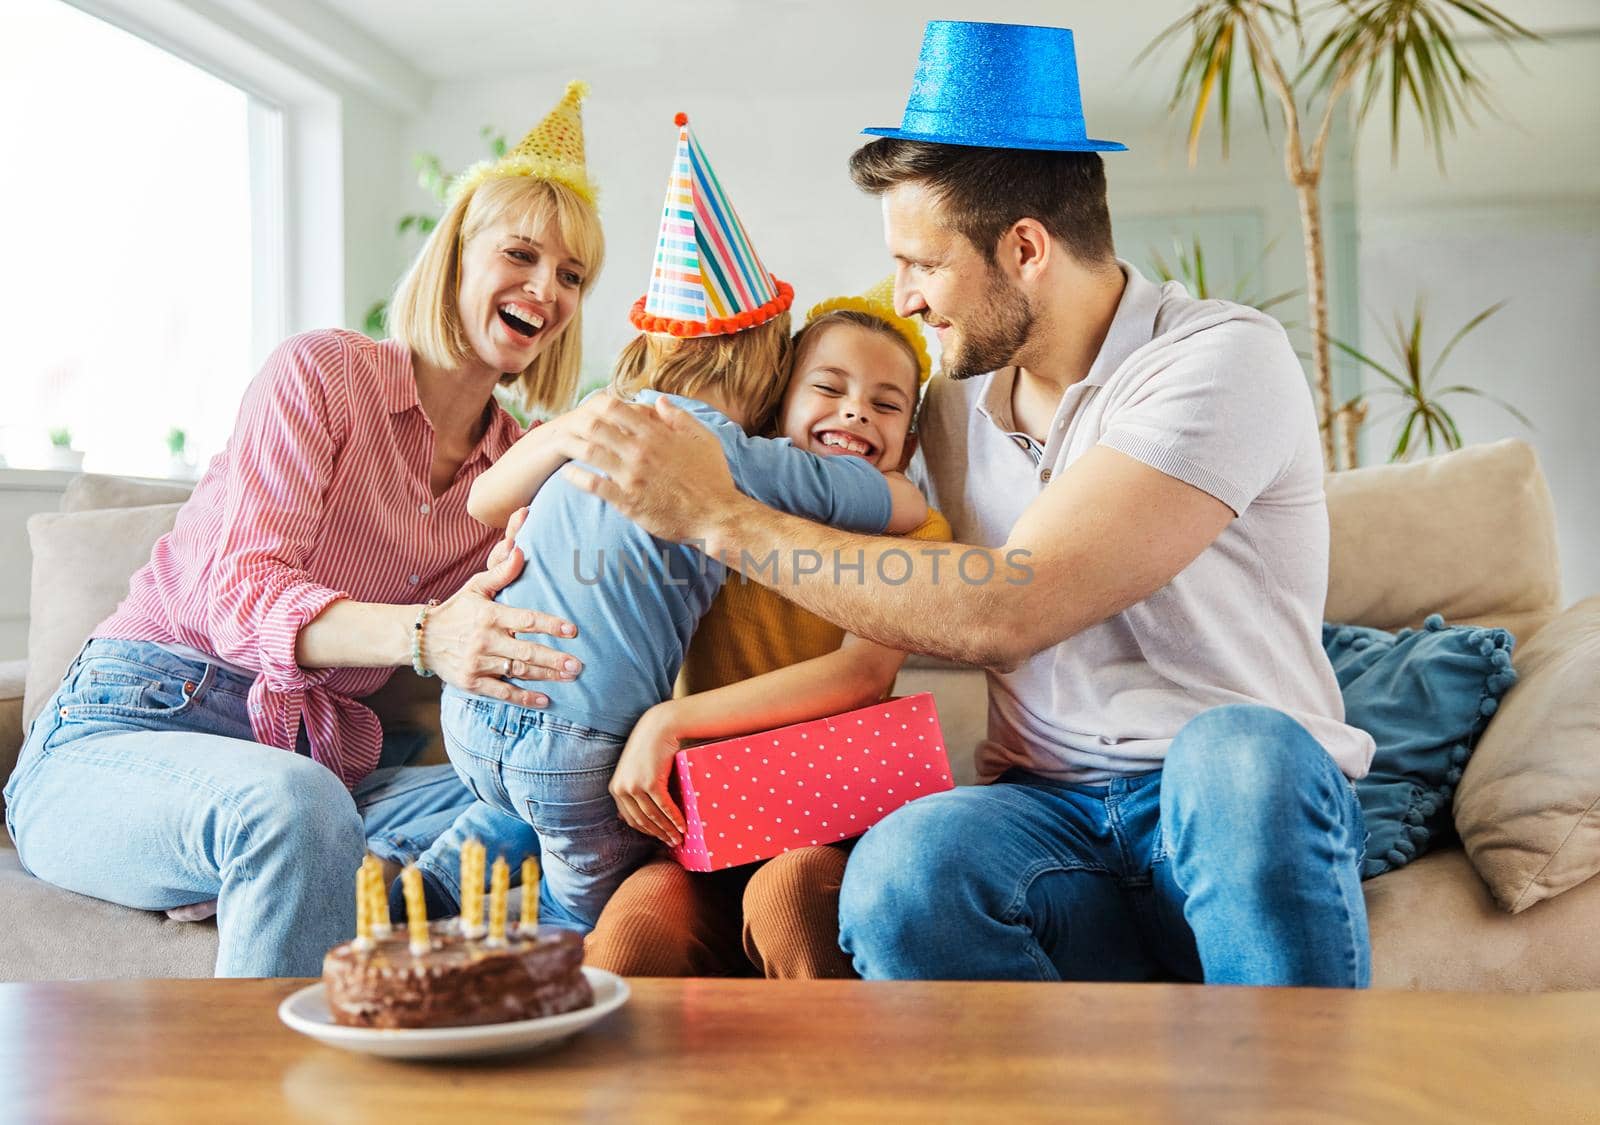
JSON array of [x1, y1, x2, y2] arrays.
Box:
[[1323, 614, 1517, 879]]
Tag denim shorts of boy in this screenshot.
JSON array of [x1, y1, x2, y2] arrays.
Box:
[[438, 687, 655, 930], [417, 390, 897, 928]]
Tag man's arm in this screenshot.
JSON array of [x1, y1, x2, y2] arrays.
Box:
[[560, 396, 1234, 670]]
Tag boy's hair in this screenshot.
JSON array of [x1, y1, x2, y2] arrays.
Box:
[[611, 313, 793, 432], [388, 175, 605, 415], [848, 139, 1114, 268]]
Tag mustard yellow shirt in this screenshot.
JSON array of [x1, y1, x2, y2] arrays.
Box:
[[680, 509, 953, 694]]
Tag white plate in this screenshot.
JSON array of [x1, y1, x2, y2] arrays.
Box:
[[278, 966, 629, 1060]]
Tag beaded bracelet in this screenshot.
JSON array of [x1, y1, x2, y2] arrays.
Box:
[[411, 599, 439, 678]]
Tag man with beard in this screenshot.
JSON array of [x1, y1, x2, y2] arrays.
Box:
[[554, 21, 1375, 986]]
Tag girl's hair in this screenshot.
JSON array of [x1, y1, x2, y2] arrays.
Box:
[[791, 309, 921, 388], [388, 175, 605, 415], [611, 312, 793, 431]]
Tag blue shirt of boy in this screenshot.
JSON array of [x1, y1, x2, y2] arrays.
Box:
[[492, 391, 893, 736]]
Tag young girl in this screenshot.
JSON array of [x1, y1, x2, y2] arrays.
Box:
[[411, 117, 930, 931], [584, 281, 950, 978]]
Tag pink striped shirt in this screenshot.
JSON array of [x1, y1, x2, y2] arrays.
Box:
[[96, 329, 526, 788]]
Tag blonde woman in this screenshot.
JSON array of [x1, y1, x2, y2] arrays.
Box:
[[3, 84, 604, 977]]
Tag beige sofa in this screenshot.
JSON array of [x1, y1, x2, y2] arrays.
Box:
[[3, 440, 1598, 986]]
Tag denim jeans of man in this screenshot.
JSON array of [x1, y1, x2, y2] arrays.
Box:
[[2, 638, 511, 978], [839, 704, 1371, 986], [419, 687, 656, 932]]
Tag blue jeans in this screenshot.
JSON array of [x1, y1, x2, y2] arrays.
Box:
[[418, 687, 655, 932], [839, 704, 1370, 987], [3, 639, 492, 977]]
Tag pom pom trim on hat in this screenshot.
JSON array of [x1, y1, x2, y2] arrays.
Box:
[[804, 294, 933, 386], [674, 111, 689, 127], [630, 278, 795, 337]]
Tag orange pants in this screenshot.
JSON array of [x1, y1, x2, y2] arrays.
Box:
[[584, 845, 857, 979]]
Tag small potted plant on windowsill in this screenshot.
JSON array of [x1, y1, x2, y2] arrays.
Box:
[[46, 426, 83, 472], [166, 427, 196, 479]]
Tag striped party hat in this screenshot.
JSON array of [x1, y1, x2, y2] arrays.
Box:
[[448, 80, 596, 206], [631, 113, 793, 337], [805, 276, 933, 385]]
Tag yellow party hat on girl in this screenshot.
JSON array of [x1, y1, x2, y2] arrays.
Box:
[[806, 276, 932, 385], [449, 80, 596, 206]]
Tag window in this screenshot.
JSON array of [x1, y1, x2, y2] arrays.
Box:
[[0, 0, 282, 478]]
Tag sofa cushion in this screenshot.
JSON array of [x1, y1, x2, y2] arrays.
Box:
[[1328, 615, 1517, 878], [59, 474, 194, 513], [1365, 847, 1600, 991], [1324, 439, 1560, 638], [0, 845, 217, 979], [23, 504, 183, 730], [1, 661, 25, 827], [1455, 596, 1600, 913]]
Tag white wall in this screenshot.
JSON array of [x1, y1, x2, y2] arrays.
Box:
[[1354, 32, 1600, 603]]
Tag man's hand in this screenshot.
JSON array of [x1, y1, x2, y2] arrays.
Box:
[[610, 704, 688, 847], [560, 396, 740, 544]]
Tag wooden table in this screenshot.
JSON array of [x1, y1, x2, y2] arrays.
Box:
[[1, 979, 1595, 1123]]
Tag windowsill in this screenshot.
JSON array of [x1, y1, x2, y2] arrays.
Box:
[[0, 467, 81, 492], [0, 467, 197, 491]]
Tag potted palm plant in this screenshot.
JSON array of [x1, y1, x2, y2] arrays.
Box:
[[1334, 298, 1530, 462], [1145, 0, 1537, 468]]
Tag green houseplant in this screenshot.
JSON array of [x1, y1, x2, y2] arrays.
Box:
[[1148, 234, 1298, 315], [1145, 0, 1537, 469], [365, 126, 508, 337], [1334, 297, 1530, 461], [46, 426, 82, 472], [166, 426, 196, 478]]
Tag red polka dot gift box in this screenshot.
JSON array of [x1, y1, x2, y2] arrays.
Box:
[[669, 693, 954, 872]]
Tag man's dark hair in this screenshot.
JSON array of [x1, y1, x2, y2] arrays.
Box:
[[848, 139, 1114, 267]]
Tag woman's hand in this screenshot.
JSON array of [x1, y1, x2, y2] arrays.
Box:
[[610, 704, 688, 847], [424, 507, 581, 707]]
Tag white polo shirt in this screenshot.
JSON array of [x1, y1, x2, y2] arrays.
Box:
[[911, 262, 1375, 782]]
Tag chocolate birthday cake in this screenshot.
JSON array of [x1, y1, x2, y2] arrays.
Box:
[[322, 923, 592, 1029]]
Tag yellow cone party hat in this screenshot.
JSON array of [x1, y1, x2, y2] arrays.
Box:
[[805, 276, 933, 385], [448, 80, 596, 206]]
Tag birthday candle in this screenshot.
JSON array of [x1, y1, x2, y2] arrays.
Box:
[[520, 857, 540, 935], [369, 857, 392, 938], [461, 839, 486, 937], [488, 856, 509, 946], [354, 861, 373, 948], [401, 866, 430, 956]]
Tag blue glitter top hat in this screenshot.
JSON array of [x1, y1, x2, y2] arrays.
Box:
[[864, 21, 1126, 153]]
